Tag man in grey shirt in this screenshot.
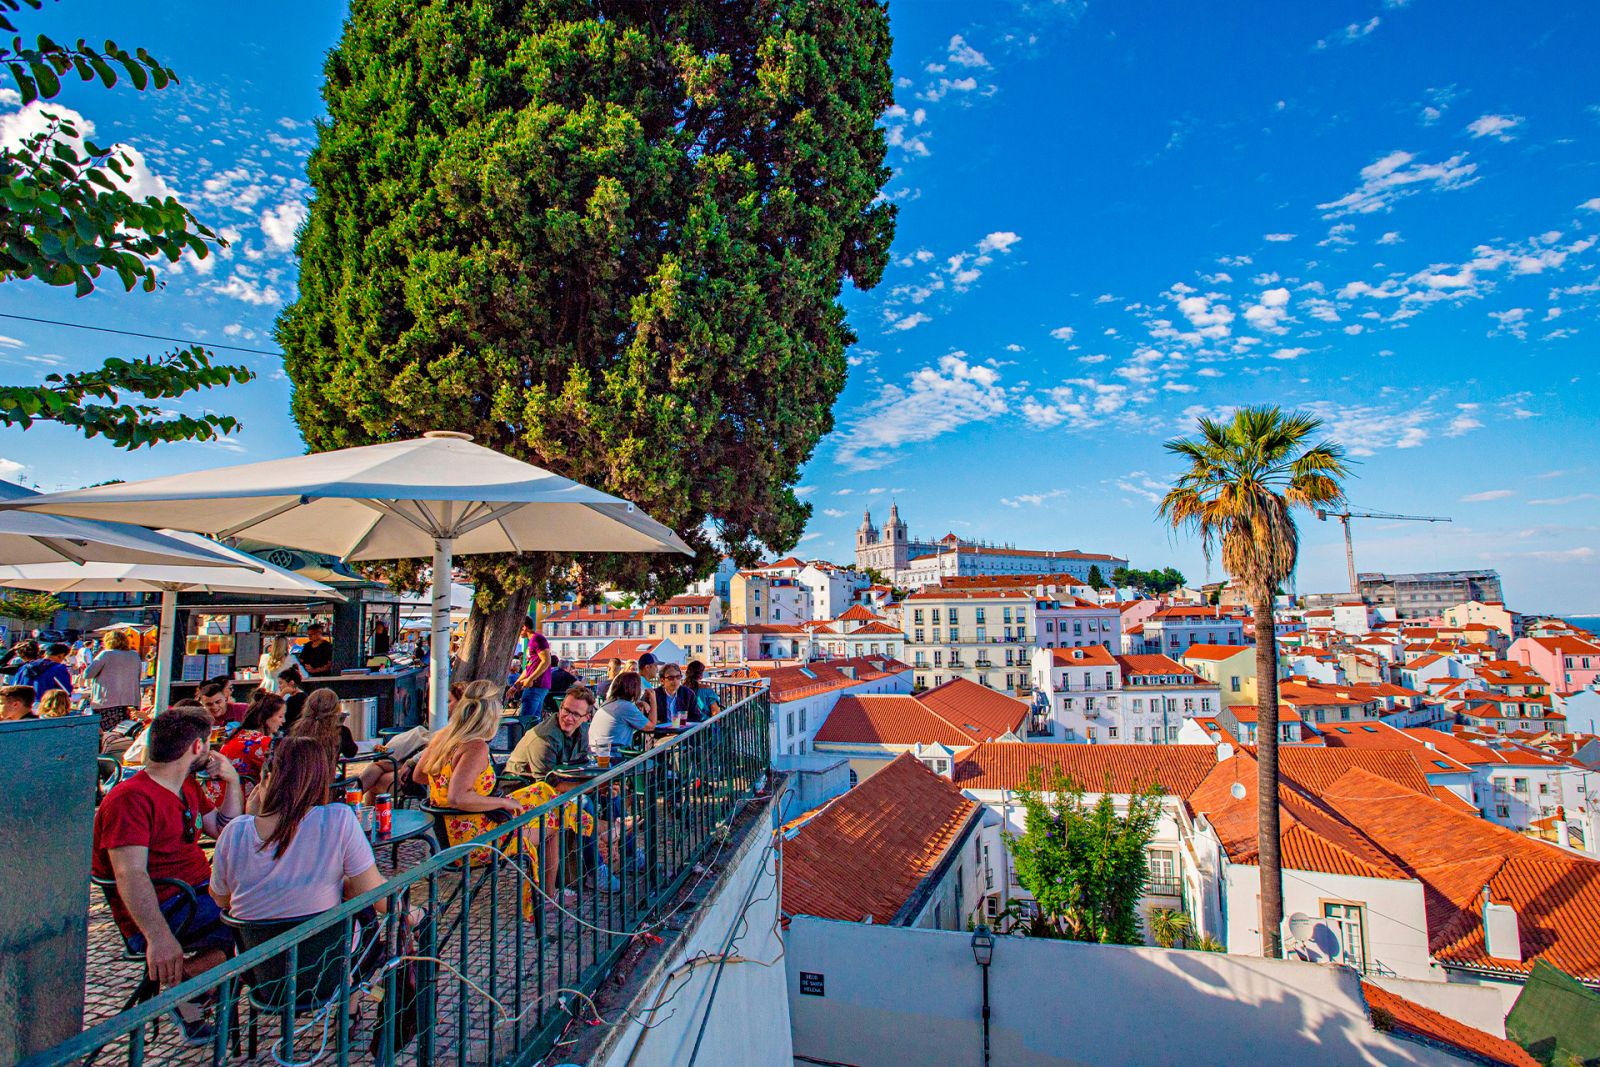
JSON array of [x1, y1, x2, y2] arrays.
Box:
[[505, 686, 594, 779]]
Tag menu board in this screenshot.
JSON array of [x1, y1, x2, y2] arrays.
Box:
[[205, 654, 233, 679], [181, 655, 207, 682]]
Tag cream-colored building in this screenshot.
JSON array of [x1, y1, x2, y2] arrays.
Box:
[[643, 595, 723, 660], [904, 586, 1035, 696], [1181, 644, 1258, 709], [1443, 600, 1520, 639], [728, 569, 813, 626]]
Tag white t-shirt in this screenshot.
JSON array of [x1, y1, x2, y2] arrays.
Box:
[[211, 804, 376, 921]]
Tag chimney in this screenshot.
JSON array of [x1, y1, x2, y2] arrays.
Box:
[[1482, 887, 1522, 962], [1215, 742, 1234, 763]]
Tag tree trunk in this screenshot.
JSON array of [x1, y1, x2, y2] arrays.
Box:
[[1254, 590, 1284, 958], [456, 588, 535, 688]]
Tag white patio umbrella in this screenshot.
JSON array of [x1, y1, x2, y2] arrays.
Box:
[[2, 432, 692, 726], [0, 480, 242, 567], [0, 531, 343, 713]]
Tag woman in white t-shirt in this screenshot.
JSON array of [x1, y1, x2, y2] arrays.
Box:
[[210, 736, 386, 921]]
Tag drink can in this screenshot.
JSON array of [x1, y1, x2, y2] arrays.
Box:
[[357, 805, 375, 835], [345, 786, 361, 806], [375, 793, 392, 835]]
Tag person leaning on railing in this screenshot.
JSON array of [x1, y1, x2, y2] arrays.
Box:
[[91, 706, 243, 1046]]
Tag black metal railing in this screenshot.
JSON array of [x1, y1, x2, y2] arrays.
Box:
[[31, 682, 771, 1067]]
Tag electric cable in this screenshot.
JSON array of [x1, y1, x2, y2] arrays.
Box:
[[0, 311, 285, 357]]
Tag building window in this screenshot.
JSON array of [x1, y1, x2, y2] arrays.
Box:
[[1322, 902, 1368, 974], [1108, 725, 1118, 739], [1230, 676, 1241, 693], [1147, 848, 1178, 894], [1086, 727, 1097, 743], [1134, 726, 1144, 741]]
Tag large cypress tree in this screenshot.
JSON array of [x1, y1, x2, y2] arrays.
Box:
[[279, 0, 895, 673]]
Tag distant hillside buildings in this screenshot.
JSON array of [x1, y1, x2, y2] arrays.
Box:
[[854, 503, 1126, 588]]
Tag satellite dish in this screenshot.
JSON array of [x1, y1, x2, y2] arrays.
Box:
[[1287, 913, 1315, 941], [1230, 782, 1248, 801]]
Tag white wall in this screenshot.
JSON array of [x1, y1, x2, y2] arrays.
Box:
[[593, 793, 790, 1067], [786, 917, 1471, 1067]]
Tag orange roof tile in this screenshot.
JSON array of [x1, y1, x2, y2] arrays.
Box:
[[817, 679, 1026, 746], [1047, 645, 1118, 667], [1360, 981, 1538, 1067], [762, 657, 910, 702], [1320, 769, 1600, 981], [1182, 644, 1253, 661], [836, 604, 882, 622], [953, 742, 1218, 795], [848, 620, 904, 636], [1116, 653, 1202, 682], [782, 753, 981, 925]]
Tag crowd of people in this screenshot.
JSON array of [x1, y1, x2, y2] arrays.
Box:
[[61, 610, 734, 1044]]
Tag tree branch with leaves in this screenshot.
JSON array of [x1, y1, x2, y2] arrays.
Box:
[[0, 0, 252, 448]]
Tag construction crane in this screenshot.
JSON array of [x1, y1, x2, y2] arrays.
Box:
[[1315, 508, 1452, 596]]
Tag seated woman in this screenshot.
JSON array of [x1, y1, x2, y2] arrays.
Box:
[[412, 685, 594, 911], [209, 737, 389, 922], [288, 688, 358, 781], [221, 691, 285, 787], [36, 689, 71, 717], [359, 679, 493, 802], [683, 660, 721, 721]]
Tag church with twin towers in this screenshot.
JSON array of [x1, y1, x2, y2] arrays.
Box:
[[854, 503, 1128, 590]]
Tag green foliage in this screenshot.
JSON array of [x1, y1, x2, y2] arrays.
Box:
[[280, 0, 895, 607], [0, 590, 63, 623], [1148, 907, 1193, 949], [0, 1, 251, 448], [1086, 564, 1105, 590], [1003, 768, 1166, 945], [1110, 566, 1187, 595], [1192, 934, 1226, 953]]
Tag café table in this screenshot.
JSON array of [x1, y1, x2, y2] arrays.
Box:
[[370, 807, 436, 868]]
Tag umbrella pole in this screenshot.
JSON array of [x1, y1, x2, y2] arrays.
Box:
[[429, 537, 452, 730], [153, 588, 177, 715]]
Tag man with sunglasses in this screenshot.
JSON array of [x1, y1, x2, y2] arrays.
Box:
[[92, 706, 243, 1045]]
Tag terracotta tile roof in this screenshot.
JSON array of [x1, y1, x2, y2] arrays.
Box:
[[1360, 981, 1539, 1067], [1182, 644, 1253, 661], [1046, 645, 1118, 667], [1228, 705, 1301, 723], [1280, 681, 1372, 707], [542, 605, 645, 622], [577, 638, 671, 666], [759, 556, 806, 570], [1319, 722, 1475, 774], [1430, 787, 1481, 814], [782, 753, 982, 925], [1187, 752, 1410, 880], [1319, 769, 1600, 982], [761, 656, 911, 703], [953, 742, 1218, 795], [1151, 606, 1247, 621], [1274, 746, 1436, 796], [836, 605, 881, 622], [817, 678, 1026, 747], [1521, 635, 1600, 655], [1116, 654, 1202, 683], [848, 620, 903, 636], [712, 623, 809, 636]]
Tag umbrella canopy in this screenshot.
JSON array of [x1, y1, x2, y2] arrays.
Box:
[[0, 480, 243, 568], [4, 432, 692, 726], [0, 532, 343, 713]]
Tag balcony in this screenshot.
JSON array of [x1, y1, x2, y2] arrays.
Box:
[[1146, 876, 1182, 898], [48, 683, 774, 1067]]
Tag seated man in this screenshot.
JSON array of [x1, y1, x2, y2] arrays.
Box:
[[505, 685, 594, 779], [0, 684, 36, 720], [205, 675, 250, 722], [92, 706, 244, 1045], [547, 655, 576, 701], [196, 682, 244, 727]]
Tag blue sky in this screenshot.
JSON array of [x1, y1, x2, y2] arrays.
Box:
[[1, 2, 1597, 612]]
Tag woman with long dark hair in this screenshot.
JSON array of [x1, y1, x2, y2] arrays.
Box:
[[219, 690, 285, 785], [209, 737, 387, 921]]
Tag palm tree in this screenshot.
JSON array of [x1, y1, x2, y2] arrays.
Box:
[[1157, 406, 1349, 958]]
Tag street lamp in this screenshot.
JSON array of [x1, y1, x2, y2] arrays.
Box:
[[971, 925, 994, 1067]]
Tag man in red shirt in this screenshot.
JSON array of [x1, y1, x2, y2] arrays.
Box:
[[93, 706, 243, 1044]]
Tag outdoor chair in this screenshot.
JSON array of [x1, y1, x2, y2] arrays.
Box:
[[95, 755, 121, 803], [221, 910, 382, 1060], [87, 875, 207, 1057]]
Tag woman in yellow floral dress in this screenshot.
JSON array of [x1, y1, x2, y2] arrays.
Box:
[[412, 683, 591, 917]]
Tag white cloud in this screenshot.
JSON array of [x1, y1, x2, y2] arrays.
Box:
[[208, 273, 283, 306], [1581, 198, 1600, 212], [1171, 290, 1235, 340], [822, 508, 847, 518], [0, 102, 175, 202], [1528, 493, 1600, 506], [1460, 489, 1514, 502], [1466, 113, 1523, 142], [888, 312, 931, 332], [259, 200, 307, 253], [1305, 401, 1434, 456], [1267, 347, 1309, 361], [1317, 150, 1478, 218], [1243, 286, 1291, 333], [0, 335, 21, 349], [1000, 488, 1068, 508], [1378, 231, 1403, 245], [1049, 326, 1075, 342], [1114, 471, 1168, 505], [1489, 307, 1530, 339], [1317, 17, 1380, 48], [834, 353, 1008, 470], [1444, 402, 1483, 437], [0, 457, 26, 480], [947, 35, 989, 68], [976, 231, 1021, 255], [918, 76, 979, 103], [1004, 343, 1024, 352], [1263, 233, 1297, 242]]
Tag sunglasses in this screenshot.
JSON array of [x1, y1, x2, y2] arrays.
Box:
[[178, 793, 200, 844]]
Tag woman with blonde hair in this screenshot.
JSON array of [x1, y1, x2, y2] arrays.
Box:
[[256, 636, 300, 694], [84, 627, 141, 733], [287, 687, 357, 778], [413, 682, 595, 911], [37, 689, 70, 717]]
